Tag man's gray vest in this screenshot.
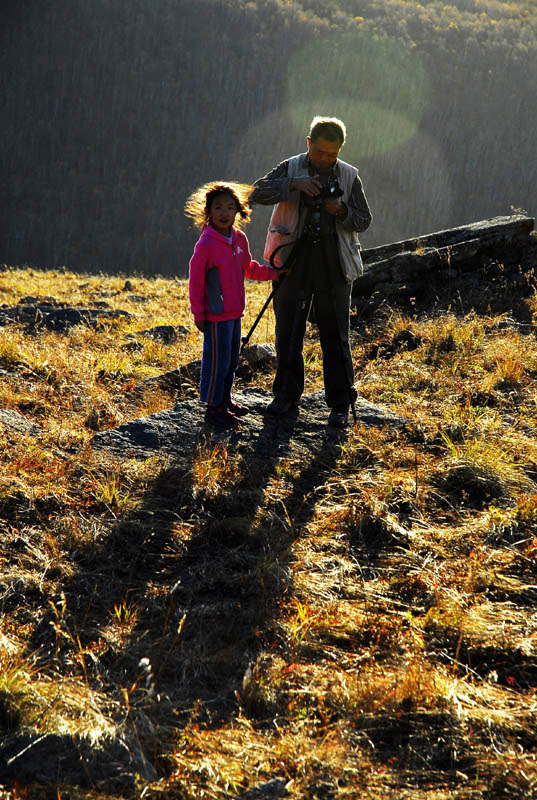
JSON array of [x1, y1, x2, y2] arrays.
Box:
[[263, 153, 364, 282]]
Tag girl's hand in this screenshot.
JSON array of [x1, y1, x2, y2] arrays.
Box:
[[195, 320, 205, 332]]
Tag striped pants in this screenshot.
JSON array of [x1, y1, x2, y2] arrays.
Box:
[[200, 318, 241, 406]]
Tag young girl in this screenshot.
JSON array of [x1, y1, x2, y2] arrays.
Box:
[[185, 181, 279, 430]]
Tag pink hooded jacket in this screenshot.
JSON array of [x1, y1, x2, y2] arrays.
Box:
[[188, 225, 279, 324]]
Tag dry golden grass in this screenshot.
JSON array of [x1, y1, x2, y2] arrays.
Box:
[[1, 266, 537, 798]]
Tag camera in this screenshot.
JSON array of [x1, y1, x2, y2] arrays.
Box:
[[303, 176, 343, 207]]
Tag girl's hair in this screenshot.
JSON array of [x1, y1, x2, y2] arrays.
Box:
[[184, 181, 253, 231]]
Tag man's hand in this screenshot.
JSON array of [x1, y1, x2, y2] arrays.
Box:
[[290, 175, 321, 197], [195, 320, 205, 333], [323, 198, 347, 218]]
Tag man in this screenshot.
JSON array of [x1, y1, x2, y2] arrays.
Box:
[[250, 116, 372, 427]]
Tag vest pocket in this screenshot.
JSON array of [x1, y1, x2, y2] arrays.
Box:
[[207, 265, 224, 314], [337, 231, 363, 280]]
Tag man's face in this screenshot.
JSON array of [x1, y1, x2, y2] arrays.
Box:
[[307, 136, 341, 171]]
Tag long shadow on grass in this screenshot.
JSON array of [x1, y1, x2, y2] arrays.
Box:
[[127, 413, 349, 724], [24, 405, 348, 769]]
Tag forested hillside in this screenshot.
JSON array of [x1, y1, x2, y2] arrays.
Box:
[[1, 0, 536, 276]]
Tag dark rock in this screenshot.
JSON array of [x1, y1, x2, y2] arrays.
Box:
[[123, 338, 143, 352], [391, 328, 422, 351], [133, 345, 277, 397], [91, 397, 200, 459], [125, 324, 188, 344], [84, 407, 102, 431], [18, 295, 59, 305], [236, 778, 288, 799], [179, 359, 202, 381], [494, 319, 537, 336], [353, 214, 537, 315], [0, 732, 156, 787], [434, 463, 505, 509], [126, 294, 149, 303], [241, 342, 277, 368], [90, 290, 120, 299], [366, 328, 424, 360], [131, 365, 195, 395], [0, 303, 132, 333], [91, 387, 407, 461], [0, 409, 41, 436]]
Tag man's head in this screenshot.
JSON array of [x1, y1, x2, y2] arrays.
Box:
[[307, 116, 346, 171]]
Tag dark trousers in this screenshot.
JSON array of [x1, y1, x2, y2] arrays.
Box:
[[272, 236, 354, 408], [200, 318, 241, 406]]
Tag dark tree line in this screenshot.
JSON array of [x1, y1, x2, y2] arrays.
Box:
[[0, 0, 535, 276]]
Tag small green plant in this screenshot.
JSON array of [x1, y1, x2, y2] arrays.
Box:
[[94, 351, 133, 379], [92, 469, 132, 509], [0, 649, 40, 731], [275, 459, 302, 480], [110, 598, 139, 628], [288, 598, 314, 652], [192, 443, 245, 493], [513, 494, 537, 528], [140, 338, 173, 367], [492, 353, 524, 389], [439, 423, 531, 494], [0, 328, 27, 366], [303, 349, 322, 372], [442, 400, 494, 431]]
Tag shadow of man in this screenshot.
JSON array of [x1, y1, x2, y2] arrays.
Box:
[[19, 391, 349, 784]]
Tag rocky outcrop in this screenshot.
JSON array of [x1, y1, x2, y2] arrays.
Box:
[[353, 214, 537, 315], [124, 323, 189, 345], [0, 409, 41, 437], [0, 300, 131, 332], [131, 343, 276, 396], [91, 387, 407, 461]]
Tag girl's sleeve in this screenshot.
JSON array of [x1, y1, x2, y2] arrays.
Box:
[[242, 236, 279, 281], [188, 241, 208, 322]]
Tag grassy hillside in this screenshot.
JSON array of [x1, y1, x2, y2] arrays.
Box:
[[1, 0, 536, 274], [1, 262, 537, 796]]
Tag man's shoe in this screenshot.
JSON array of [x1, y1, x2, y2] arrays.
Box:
[[205, 404, 239, 430], [328, 404, 349, 428], [225, 398, 249, 417], [265, 397, 299, 415]]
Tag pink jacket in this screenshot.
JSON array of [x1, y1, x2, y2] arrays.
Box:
[[188, 225, 279, 323]]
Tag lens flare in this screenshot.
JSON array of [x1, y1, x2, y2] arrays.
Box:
[[287, 31, 431, 161]]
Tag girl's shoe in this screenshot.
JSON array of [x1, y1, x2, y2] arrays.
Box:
[[226, 398, 249, 417], [205, 404, 239, 430]]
